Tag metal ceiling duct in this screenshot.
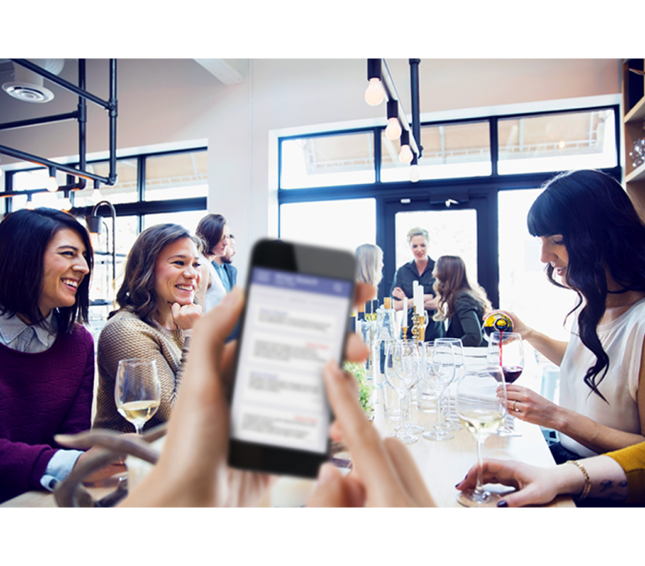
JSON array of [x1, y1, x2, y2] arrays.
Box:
[[2, 59, 65, 103]]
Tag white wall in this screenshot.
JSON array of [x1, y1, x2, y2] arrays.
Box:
[[0, 58, 621, 282]]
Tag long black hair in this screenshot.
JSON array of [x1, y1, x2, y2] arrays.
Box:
[[195, 213, 227, 256], [527, 169, 645, 400], [0, 207, 93, 334]]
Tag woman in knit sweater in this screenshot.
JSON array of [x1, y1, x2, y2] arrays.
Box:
[[93, 224, 203, 433], [0, 208, 123, 504]]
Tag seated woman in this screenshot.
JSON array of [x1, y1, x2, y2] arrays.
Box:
[[0, 208, 122, 503], [355, 243, 384, 288], [499, 170, 645, 463], [195, 213, 231, 312], [93, 224, 203, 433], [432, 255, 491, 347]]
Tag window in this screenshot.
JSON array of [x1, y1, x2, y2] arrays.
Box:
[[279, 198, 376, 252], [498, 109, 617, 175], [144, 151, 208, 201], [280, 132, 375, 189], [382, 121, 491, 182]]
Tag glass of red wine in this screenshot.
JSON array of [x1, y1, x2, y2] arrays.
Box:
[[486, 331, 524, 435]]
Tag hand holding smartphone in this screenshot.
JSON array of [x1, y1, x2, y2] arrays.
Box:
[[228, 239, 356, 478]]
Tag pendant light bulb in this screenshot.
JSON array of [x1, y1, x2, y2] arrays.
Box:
[[61, 196, 72, 211], [399, 145, 413, 164], [385, 117, 402, 140], [46, 167, 58, 192], [91, 187, 103, 204], [410, 164, 420, 182], [364, 78, 384, 106], [25, 196, 35, 210]]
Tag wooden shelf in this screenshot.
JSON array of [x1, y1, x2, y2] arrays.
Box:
[[625, 95, 645, 124], [626, 161, 645, 183]]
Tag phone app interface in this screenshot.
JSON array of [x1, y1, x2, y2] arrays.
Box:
[[231, 267, 352, 454]]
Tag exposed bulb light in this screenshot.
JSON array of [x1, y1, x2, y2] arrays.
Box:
[[410, 164, 420, 182], [385, 117, 402, 140], [399, 144, 413, 164], [61, 196, 72, 211], [91, 188, 103, 204], [25, 195, 35, 210], [46, 166, 58, 192], [364, 78, 384, 106]]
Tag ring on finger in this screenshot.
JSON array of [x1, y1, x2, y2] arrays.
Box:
[[512, 400, 519, 412]]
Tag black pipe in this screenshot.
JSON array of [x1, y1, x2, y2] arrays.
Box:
[[76, 60, 87, 191], [10, 59, 110, 109], [108, 59, 118, 186], [409, 59, 422, 159], [0, 112, 79, 132]]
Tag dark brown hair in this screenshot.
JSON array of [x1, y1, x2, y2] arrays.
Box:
[[433, 255, 491, 322], [196, 213, 227, 256], [0, 207, 93, 334], [113, 223, 196, 323]]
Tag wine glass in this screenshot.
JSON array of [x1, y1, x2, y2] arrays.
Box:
[[114, 358, 161, 435], [420, 341, 456, 441], [456, 368, 508, 507], [384, 340, 422, 444], [487, 332, 524, 435], [433, 337, 465, 432], [487, 332, 524, 384]]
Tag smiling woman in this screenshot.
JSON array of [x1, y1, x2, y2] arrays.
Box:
[[0, 208, 125, 504], [93, 224, 204, 433]]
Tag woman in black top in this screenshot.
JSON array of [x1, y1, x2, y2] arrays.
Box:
[[390, 227, 443, 341], [433, 255, 492, 347]]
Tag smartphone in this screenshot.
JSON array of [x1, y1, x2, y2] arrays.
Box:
[[228, 238, 356, 478]]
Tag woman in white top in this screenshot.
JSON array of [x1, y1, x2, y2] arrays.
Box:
[[500, 170, 645, 464], [195, 213, 231, 312]]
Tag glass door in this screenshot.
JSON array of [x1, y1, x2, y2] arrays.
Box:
[[382, 193, 496, 307]]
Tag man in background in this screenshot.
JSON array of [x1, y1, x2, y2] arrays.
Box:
[[221, 234, 238, 288]]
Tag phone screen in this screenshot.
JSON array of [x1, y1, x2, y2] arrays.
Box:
[[230, 266, 353, 455]]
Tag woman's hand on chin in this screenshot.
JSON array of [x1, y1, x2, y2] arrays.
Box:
[[171, 302, 203, 330]]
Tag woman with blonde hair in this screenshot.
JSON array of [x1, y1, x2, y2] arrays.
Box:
[[355, 243, 383, 287], [433, 255, 491, 347], [390, 227, 442, 341]]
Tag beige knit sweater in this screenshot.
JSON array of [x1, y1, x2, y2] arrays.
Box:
[[93, 309, 188, 433]]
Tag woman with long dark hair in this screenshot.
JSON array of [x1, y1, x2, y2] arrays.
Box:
[[93, 223, 203, 433], [0, 208, 122, 503], [433, 255, 491, 347], [502, 169, 645, 463], [195, 213, 231, 312]]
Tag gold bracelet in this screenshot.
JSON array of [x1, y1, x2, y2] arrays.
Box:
[[566, 460, 591, 500]]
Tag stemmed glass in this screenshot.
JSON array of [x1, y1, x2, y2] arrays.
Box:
[[384, 340, 422, 444], [421, 341, 456, 441], [434, 337, 465, 431], [456, 368, 508, 507], [487, 332, 524, 435], [115, 358, 161, 435]]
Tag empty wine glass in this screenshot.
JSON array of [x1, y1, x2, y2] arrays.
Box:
[[115, 358, 161, 435], [434, 337, 465, 432], [456, 368, 508, 507], [384, 340, 421, 444], [421, 341, 456, 441]]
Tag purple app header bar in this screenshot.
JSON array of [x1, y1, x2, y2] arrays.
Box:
[[252, 267, 352, 298]]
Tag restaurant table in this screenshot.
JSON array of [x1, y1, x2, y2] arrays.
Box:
[[372, 399, 575, 508], [361, 344, 576, 508]]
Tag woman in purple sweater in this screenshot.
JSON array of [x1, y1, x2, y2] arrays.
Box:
[[0, 208, 123, 504]]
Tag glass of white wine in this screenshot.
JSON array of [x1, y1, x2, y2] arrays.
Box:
[[115, 358, 161, 435], [456, 368, 507, 507]]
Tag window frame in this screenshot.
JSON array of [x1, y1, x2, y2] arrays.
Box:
[[277, 105, 622, 308]]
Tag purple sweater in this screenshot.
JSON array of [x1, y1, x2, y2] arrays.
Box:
[[0, 323, 94, 503]]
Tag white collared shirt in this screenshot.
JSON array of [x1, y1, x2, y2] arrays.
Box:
[[0, 310, 57, 353]]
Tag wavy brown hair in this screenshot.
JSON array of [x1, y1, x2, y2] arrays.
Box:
[[112, 224, 197, 324], [432, 255, 491, 322]]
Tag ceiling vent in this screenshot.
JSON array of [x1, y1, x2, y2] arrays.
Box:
[[2, 59, 65, 103]]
